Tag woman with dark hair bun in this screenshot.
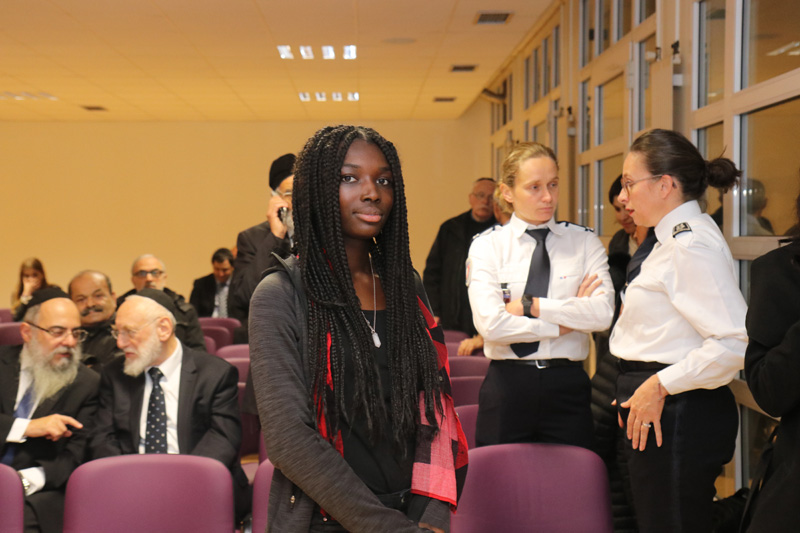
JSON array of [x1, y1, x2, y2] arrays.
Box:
[[249, 125, 467, 532], [610, 129, 748, 532]]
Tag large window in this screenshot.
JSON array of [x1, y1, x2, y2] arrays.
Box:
[[742, 0, 800, 88], [552, 26, 561, 88], [579, 164, 591, 226], [582, 0, 596, 66], [697, 0, 726, 107], [697, 122, 725, 222], [533, 121, 547, 144], [580, 80, 592, 152], [637, 35, 656, 132], [533, 48, 541, 103], [740, 96, 800, 237], [618, 0, 632, 39], [599, 154, 624, 235], [638, 0, 655, 23], [598, 74, 625, 144], [600, 0, 613, 54], [542, 37, 551, 97]]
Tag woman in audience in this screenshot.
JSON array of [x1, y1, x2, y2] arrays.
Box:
[[610, 129, 747, 532], [249, 125, 466, 532], [743, 185, 800, 532], [11, 257, 57, 321]]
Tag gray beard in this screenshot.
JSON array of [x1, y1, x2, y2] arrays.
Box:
[[22, 341, 81, 403], [123, 329, 162, 377]]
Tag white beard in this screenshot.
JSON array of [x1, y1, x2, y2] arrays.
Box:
[[22, 338, 81, 402], [123, 329, 162, 377]]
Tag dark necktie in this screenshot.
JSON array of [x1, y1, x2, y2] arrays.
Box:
[[511, 228, 550, 357], [626, 228, 657, 285], [145, 368, 168, 454], [1, 383, 35, 466]]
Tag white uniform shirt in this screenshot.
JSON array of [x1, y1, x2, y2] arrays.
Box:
[[138, 342, 183, 454], [467, 214, 614, 361], [609, 200, 747, 395]]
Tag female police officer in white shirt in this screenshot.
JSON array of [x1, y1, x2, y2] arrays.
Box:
[[467, 142, 614, 449], [610, 129, 747, 533]]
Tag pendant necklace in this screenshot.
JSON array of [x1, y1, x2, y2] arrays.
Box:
[[365, 253, 381, 348]]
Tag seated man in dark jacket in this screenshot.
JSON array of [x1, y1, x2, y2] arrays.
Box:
[[69, 270, 121, 369], [190, 248, 234, 318]]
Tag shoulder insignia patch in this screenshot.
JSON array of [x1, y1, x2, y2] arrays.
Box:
[[557, 220, 595, 233], [473, 225, 498, 240], [672, 222, 692, 237]]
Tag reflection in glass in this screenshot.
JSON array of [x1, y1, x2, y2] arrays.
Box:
[[524, 120, 530, 142], [582, 0, 596, 66], [552, 99, 560, 158], [697, 123, 724, 225], [524, 56, 531, 109], [579, 164, 591, 226], [599, 74, 625, 144], [639, 0, 655, 22], [533, 121, 547, 144], [543, 37, 551, 96], [619, 0, 632, 38], [507, 74, 513, 121], [698, 0, 726, 107], [740, 96, 800, 236], [637, 35, 656, 131], [553, 26, 561, 88], [600, 0, 613, 54], [599, 154, 624, 235], [580, 80, 592, 152], [533, 48, 541, 103], [743, 0, 800, 88]]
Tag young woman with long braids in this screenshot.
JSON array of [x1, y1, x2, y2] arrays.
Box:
[[610, 129, 748, 532], [249, 125, 467, 532]]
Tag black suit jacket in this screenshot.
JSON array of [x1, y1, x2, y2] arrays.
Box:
[[0, 345, 100, 533], [190, 273, 218, 318], [745, 240, 800, 532]]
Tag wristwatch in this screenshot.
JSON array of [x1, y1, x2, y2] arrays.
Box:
[[18, 472, 31, 495], [521, 293, 533, 317]]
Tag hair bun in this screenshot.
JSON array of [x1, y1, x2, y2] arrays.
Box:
[[706, 157, 741, 193]]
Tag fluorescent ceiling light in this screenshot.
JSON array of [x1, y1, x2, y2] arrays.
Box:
[[322, 46, 335, 60], [766, 41, 800, 56], [343, 45, 357, 60], [315, 92, 326, 102], [347, 92, 359, 101], [332, 92, 343, 101], [40, 92, 58, 101], [277, 45, 294, 59], [300, 46, 314, 59], [298, 92, 311, 102]]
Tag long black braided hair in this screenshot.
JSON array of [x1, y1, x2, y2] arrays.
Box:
[[293, 125, 442, 450]]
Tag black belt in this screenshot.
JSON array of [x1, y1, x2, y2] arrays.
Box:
[[495, 358, 582, 369], [617, 359, 670, 373]]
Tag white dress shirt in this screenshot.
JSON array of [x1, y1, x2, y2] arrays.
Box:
[[138, 342, 183, 454], [609, 200, 747, 395], [213, 280, 230, 318], [467, 214, 614, 361]]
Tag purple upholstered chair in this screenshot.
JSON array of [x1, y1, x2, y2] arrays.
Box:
[[251, 459, 276, 533], [449, 376, 484, 407], [226, 357, 250, 383], [63, 455, 234, 533], [204, 335, 217, 355], [442, 329, 469, 343], [200, 324, 232, 351], [447, 356, 490, 378], [0, 308, 13, 323], [0, 323, 23, 346], [197, 317, 241, 337], [0, 463, 24, 533], [455, 404, 479, 449], [216, 344, 249, 361], [451, 443, 613, 533]]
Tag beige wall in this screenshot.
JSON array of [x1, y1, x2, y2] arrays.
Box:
[[1, 101, 490, 307]]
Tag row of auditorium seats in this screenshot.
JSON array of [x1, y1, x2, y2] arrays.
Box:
[[1, 443, 612, 533]]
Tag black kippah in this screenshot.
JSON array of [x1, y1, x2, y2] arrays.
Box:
[[28, 286, 70, 307], [269, 153, 296, 190], [131, 288, 179, 317]]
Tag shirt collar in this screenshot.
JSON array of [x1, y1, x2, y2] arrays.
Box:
[[147, 341, 183, 383], [509, 213, 563, 239], [655, 200, 701, 243]]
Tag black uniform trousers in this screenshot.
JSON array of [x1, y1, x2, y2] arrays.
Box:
[[475, 359, 594, 450], [616, 367, 738, 533]]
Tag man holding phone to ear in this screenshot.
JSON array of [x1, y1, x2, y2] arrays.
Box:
[[228, 153, 296, 338]]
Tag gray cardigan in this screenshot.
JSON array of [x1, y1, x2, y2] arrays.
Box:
[[249, 258, 450, 532]]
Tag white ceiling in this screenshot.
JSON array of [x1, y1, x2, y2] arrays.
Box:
[[0, 0, 551, 121]]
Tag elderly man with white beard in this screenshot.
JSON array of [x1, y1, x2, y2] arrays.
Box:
[[90, 289, 251, 526], [0, 287, 101, 533]]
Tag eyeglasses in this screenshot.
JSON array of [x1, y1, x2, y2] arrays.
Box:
[[111, 318, 160, 341], [471, 192, 494, 201], [26, 322, 88, 343], [623, 174, 664, 194], [279, 190, 293, 199], [133, 269, 164, 279]]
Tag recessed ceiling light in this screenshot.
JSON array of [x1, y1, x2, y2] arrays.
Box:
[[451, 65, 477, 72], [277, 45, 294, 59], [434, 97, 456, 102], [332, 92, 343, 101], [298, 92, 311, 102], [347, 92, 359, 101], [343, 45, 357, 60], [383, 37, 416, 45], [315, 92, 326, 102], [300, 46, 314, 60], [322, 46, 335, 60], [83, 105, 107, 111], [474, 12, 514, 25]]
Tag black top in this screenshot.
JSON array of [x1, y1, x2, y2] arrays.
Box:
[[340, 310, 414, 496]]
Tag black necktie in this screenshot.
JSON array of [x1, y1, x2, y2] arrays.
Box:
[[145, 368, 168, 454], [511, 228, 550, 357], [626, 228, 657, 285]]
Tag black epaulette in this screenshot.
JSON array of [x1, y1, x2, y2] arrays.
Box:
[[672, 222, 692, 237], [557, 220, 595, 233], [473, 225, 500, 240]]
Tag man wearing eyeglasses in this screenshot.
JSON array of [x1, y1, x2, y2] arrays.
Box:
[[91, 289, 250, 525], [116, 254, 207, 351], [423, 178, 497, 354], [227, 153, 296, 343], [0, 287, 100, 533]]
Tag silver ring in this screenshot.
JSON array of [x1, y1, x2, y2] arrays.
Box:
[[642, 422, 652, 429]]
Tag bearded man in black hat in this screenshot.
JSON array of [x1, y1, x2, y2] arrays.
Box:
[[227, 153, 296, 335]]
